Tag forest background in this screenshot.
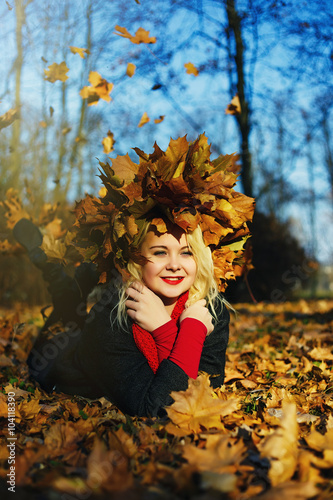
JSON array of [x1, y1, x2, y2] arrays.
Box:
[[0, 0, 332, 305]]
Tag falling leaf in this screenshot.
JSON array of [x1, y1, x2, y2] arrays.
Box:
[[102, 130, 115, 154], [6, 1, 13, 10], [114, 25, 156, 44], [49, 106, 54, 117], [44, 61, 69, 83], [39, 121, 47, 128], [126, 62, 136, 77], [138, 111, 150, 127], [80, 71, 113, 105], [184, 62, 199, 76], [0, 108, 19, 130], [69, 46, 90, 58], [225, 94, 241, 115], [154, 115, 165, 124]]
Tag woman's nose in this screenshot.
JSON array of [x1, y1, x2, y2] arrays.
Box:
[[166, 256, 181, 271]]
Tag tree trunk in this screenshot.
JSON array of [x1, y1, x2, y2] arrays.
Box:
[[225, 0, 253, 198], [10, 0, 24, 187]]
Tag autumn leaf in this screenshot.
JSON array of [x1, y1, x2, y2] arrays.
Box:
[[226, 94, 241, 115], [183, 434, 248, 475], [184, 62, 199, 76], [126, 62, 136, 77], [154, 115, 165, 124], [69, 46, 90, 58], [0, 107, 19, 130], [44, 61, 69, 83], [102, 130, 115, 154], [165, 373, 239, 435], [41, 234, 67, 262], [258, 402, 299, 486], [114, 25, 156, 44], [0, 188, 30, 229], [138, 111, 150, 127], [80, 71, 113, 106]]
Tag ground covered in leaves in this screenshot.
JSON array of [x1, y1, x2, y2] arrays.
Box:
[[0, 299, 333, 500]]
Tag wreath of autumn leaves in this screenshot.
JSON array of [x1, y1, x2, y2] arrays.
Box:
[[74, 134, 255, 291]]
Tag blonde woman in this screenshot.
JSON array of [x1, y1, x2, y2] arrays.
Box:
[[18, 216, 229, 417], [14, 134, 254, 417]]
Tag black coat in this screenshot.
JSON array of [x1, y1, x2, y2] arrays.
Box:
[[27, 285, 229, 418]]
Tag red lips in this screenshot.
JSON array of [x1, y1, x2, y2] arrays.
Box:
[[161, 277, 185, 285]]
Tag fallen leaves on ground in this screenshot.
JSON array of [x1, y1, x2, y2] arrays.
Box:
[[0, 298, 332, 498]]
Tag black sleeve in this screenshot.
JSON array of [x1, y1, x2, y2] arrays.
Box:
[[75, 292, 230, 418]]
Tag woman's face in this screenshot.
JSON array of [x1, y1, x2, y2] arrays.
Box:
[[140, 228, 197, 306]]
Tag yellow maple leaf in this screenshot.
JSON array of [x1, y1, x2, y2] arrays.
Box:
[[184, 62, 199, 76], [154, 115, 165, 124], [114, 25, 156, 44], [80, 71, 113, 106], [258, 402, 299, 486], [138, 111, 150, 127], [0, 188, 30, 230], [126, 62, 136, 77], [102, 130, 115, 154], [69, 46, 90, 58], [183, 435, 247, 474], [41, 234, 67, 263], [0, 107, 19, 130], [165, 373, 239, 435], [44, 61, 69, 83], [225, 94, 241, 115]]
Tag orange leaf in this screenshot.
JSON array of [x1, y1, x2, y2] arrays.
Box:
[[44, 61, 69, 83], [138, 111, 150, 127], [225, 94, 241, 115], [102, 130, 115, 154], [126, 62, 136, 77], [114, 25, 156, 44], [80, 71, 113, 106], [69, 46, 90, 58], [154, 115, 165, 124], [184, 62, 199, 76]]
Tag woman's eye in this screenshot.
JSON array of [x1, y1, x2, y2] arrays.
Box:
[[153, 251, 166, 256], [182, 251, 193, 256]]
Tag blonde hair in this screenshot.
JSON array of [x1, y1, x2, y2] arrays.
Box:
[[115, 219, 225, 328]]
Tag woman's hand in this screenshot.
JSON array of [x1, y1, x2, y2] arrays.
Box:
[[125, 281, 171, 332], [180, 299, 214, 335]]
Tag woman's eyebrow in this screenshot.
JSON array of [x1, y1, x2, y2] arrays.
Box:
[[149, 245, 190, 250]]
